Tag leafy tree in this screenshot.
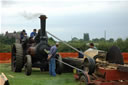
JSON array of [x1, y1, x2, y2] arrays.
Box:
[[83, 33, 90, 41], [116, 38, 123, 42], [72, 37, 79, 41], [1, 33, 128, 53], [48, 37, 56, 46], [0, 34, 15, 45], [108, 38, 114, 42], [0, 34, 13, 52], [92, 38, 99, 42], [115, 38, 124, 52], [100, 38, 105, 41]]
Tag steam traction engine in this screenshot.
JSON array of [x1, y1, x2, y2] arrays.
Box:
[[11, 15, 62, 75]]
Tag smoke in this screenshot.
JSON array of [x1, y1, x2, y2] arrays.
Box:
[[1, 0, 16, 7], [20, 11, 44, 20]]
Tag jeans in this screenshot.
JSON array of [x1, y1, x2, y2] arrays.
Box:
[[49, 58, 56, 76]]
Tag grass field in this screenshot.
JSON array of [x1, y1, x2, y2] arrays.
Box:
[[0, 64, 79, 85]]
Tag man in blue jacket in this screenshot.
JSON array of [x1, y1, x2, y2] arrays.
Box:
[[47, 43, 59, 77], [30, 29, 37, 38]]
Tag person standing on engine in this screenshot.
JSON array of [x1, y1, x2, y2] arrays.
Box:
[[47, 43, 59, 77], [30, 29, 37, 38], [20, 30, 27, 43]]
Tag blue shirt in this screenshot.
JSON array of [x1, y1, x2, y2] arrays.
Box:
[[30, 32, 36, 38], [49, 45, 57, 58]]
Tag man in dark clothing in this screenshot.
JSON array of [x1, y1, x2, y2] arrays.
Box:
[[47, 43, 59, 77], [30, 29, 37, 38], [20, 30, 27, 43]]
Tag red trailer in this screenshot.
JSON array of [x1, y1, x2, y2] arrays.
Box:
[[74, 59, 128, 85], [73, 46, 128, 85], [74, 64, 128, 85]]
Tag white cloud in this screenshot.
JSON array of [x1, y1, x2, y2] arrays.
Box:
[[5, 0, 128, 2], [2, 1, 126, 17], [1, 0, 128, 40]]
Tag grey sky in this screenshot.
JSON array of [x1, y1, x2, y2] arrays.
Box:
[[1, 0, 128, 41]]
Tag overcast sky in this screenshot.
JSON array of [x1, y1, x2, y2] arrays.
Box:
[[1, 0, 128, 41]]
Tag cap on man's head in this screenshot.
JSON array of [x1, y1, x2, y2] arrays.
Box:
[[90, 43, 94, 46], [23, 30, 26, 32], [56, 42, 59, 45]]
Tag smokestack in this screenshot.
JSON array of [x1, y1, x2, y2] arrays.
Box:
[[39, 15, 47, 40]]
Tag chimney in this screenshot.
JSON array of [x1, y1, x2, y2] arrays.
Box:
[[39, 15, 47, 40]]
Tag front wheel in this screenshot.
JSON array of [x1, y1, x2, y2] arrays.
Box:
[[83, 57, 95, 75], [25, 55, 32, 76]]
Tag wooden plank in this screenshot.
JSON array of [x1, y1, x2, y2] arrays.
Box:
[[0, 73, 9, 85], [0, 75, 5, 85]]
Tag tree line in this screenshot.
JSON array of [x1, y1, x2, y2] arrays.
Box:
[[0, 34, 15, 52], [0, 34, 128, 53]]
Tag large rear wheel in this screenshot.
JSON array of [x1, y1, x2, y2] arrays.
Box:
[[11, 43, 23, 72]]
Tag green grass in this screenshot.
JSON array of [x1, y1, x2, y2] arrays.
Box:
[[0, 64, 79, 85]]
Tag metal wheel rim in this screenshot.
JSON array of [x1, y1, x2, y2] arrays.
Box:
[[83, 60, 89, 73], [25, 55, 32, 75]]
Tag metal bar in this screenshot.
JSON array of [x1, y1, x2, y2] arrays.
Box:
[[46, 31, 90, 58], [46, 31, 92, 73], [55, 58, 84, 73]]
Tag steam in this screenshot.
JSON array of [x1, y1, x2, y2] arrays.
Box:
[[20, 11, 44, 20], [1, 0, 16, 7]]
